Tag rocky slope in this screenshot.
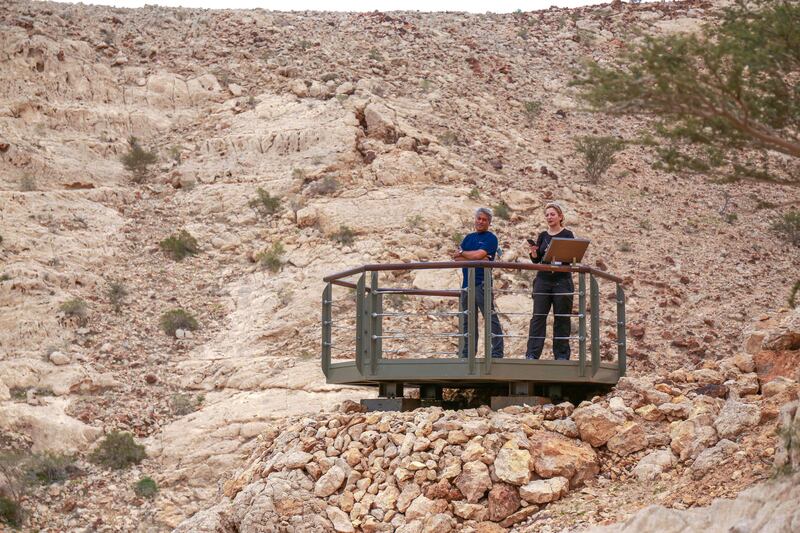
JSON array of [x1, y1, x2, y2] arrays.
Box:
[[1, 0, 799, 531]]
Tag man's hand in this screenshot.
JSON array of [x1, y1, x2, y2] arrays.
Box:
[[452, 249, 463, 260]]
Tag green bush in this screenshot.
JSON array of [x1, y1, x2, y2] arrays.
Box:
[[107, 280, 128, 313], [121, 137, 158, 184], [256, 242, 285, 273], [492, 202, 511, 221], [0, 496, 22, 527], [467, 187, 481, 200], [789, 280, 800, 308], [522, 100, 541, 123], [160, 309, 199, 337], [574, 136, 624, 183], [59, 298, 88, 324], [24, 453, 78, 485], [249, 188, 281, 217], [89, 431, 145, 470], [772, 210, 800, 247], [159, 230, 199, 261], [134, 476, 158, 498], [170, 393, 202, 416], [452, 232, 464, 247], [330, 225, 355, 245]]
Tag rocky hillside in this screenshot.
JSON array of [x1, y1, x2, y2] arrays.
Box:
[[1, 0, 799, 530]]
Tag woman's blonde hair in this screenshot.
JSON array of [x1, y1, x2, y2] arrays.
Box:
[[544, 202, 565, 225]]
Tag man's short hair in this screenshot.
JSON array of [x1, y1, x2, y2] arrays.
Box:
[[475, 207, 493, 220]]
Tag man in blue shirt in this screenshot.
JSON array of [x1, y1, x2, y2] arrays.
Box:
[[452, 207, 504, 358]]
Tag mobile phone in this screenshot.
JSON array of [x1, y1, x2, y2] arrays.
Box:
[[526, 238, 536, 246]]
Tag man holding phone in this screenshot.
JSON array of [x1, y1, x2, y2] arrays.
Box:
[[452, 207, 504, 359]]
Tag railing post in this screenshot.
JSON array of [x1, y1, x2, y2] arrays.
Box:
[[578, 272, 586, 378], [484, 267, 492, 375], [616, 283, 627, 377], [370, 271, 379, 375], [355, 273, 366, 376], [321, 282, 332, 378], [467, 267, 476, 375], [590, 274, 600, 377]]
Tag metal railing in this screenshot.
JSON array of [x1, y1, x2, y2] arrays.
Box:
[[321, 261, 626, 385]]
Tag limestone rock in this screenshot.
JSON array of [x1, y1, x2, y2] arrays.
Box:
[[364, 102, 398, 143], [543, 418, 579, 438], [714, 399, 761, 439], [0, 399, 101, 453], [487, 483, 520, 522], [633, 449, 676, 481], [405, 495, 447, 520], [519, 476, 569, 504], [573, 404, 625, 447], [530, 431, 599, 487], [670, 417, 718, 461], [606, 422, 648, 456], [774, 401, 800, 472], [690, 439, 739, 480], [658, 402, 692, 420], [315, 464, 346, 497], [635, 404, 664, 422], [48, 351, 70, 365], [493, 448, 532, 486], [454, 460, 492, 503], [327, 505, 355, 533]]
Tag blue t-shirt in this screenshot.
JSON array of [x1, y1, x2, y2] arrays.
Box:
[[460, 231, 498, 287]]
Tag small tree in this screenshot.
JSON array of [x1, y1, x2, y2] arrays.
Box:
[[575, 136, 623, 183], [256, 242, 285, 272], [107, 280, 128, 313], [249, 188, 281, 217], [573, 0, 800, 182], [772, 210, 800, 247], [121, 137, 158, 184]]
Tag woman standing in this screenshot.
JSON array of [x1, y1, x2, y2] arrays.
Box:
[[525, 202, 575, 360]]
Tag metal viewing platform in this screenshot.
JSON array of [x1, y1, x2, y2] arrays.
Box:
[[321, 261, 626, 409]]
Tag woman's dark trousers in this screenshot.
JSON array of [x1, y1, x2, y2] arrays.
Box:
[[459, 285, 504, 358], [525, 276, 574, 360]]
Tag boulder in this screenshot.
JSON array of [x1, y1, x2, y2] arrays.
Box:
[[530, 431, 599, 487], [519, 476, 569, 504], [454, 460, 492, 503], [573, 404, 625, 447], [690, 439, 739, 480], [487, 483, 520, 522], [714, 399, 761, 439], [314, 464, 346, 497], [606, 422, 648, 456], [326, 506, 355, 533], [670, 417, 718, 461], [633, 449, 676, 481], [493, 448, 532, 486]]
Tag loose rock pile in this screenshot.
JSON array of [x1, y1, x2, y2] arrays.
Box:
[[176, 347, 798, 532]]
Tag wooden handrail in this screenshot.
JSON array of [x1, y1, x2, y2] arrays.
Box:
[[323, 261, 623, 285]]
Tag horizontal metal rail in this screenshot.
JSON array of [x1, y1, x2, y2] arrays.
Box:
[[324, 260, 624, 284]]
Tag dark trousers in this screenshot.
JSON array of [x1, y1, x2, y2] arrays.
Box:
[[459, 285, 504, 358], [526, 276, 574, 360]]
